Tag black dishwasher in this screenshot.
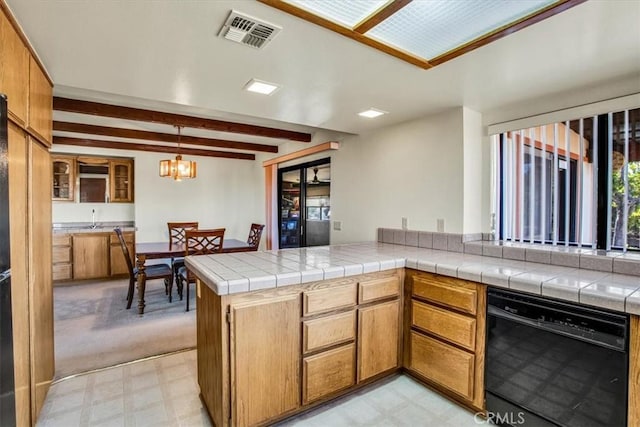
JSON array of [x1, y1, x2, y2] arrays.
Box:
[[485, 288, 629, 427]]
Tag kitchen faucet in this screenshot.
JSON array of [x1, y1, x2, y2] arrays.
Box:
[[91, 209, 97, 229]]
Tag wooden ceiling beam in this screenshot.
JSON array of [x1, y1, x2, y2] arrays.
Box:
[[53, 121, 278, 153], [53, 136, 256, 161], [353, 0, 412, 34], [53, 97, 312, 142]]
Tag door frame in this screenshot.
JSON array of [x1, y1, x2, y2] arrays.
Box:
[[277, 157, 331, 249]]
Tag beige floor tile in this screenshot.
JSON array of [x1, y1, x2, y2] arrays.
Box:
[[39, 350, 486, 427]]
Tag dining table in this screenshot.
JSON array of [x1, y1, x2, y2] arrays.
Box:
[[134, 238, 252, 314]]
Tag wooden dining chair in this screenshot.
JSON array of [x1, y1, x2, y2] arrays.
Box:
[[114, 227, 174, 309], [167, 221, 199, 294], [247, 223, 265, 251], [177, 228, 225, 311]]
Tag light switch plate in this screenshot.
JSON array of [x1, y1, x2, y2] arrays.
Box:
[[333, 221, 342, 231], [437, 219, 445, 232]]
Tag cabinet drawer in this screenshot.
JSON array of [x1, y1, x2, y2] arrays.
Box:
[[359, 275, 400, 304], [410, 331, 474, 400], [303, 343, 355, 404], [52, 264, 72, 281], [52, 234, 71, 246], [303, 282, 357, 316], [412, 300, 476, 351], [52, 246, 72, 264], [412, 273, 477, 315], [303, 310, 356, 354], [110, 232, 134, 244]]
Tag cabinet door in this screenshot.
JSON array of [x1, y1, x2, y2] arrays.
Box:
[[8, 124, 31, 426], [109, 160, 133, 202], [29, 140, 54, 419], [110, 232, 133, 276], [27, 57, 52, 145], [0, 12, 29, 124], [232, 295, 300, 427], [72, 234, 109, 279], [357, 299, 400, 382], [52, 157, 75, 201]]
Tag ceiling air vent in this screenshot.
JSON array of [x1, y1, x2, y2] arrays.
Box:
[[219, 10, 282, 49]]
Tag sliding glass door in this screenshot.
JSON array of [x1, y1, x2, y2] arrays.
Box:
[[278, 158, 331, 249]]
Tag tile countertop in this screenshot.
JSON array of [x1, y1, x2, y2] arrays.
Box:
[[52, 222, 136, 234], [184, 242, 640, 315]]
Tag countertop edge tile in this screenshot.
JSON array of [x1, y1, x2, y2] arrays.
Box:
[[185, 242, 640, 314]]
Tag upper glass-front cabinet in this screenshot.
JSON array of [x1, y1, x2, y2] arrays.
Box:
[[52, 156, 75, 201], [51, 155, 134, 203], [109, 160, 134, 203]]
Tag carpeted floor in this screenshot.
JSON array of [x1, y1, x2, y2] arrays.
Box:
[[53, 278, 196, 379]]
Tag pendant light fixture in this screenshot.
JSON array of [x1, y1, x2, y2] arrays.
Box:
[[159, 125, 197, 181]]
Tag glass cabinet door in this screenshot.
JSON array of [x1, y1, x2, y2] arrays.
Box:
[[52, 157, 75, 201], [109, 160, 134, 203]]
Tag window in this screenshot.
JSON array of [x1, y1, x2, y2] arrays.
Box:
[[494, 107, 640, 251]]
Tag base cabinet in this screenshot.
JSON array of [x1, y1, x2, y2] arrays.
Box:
[[53, 231, 134, 281], [405, 270, 486, 411], [196, 269, 402, 427], [231, 296, 301, 427]]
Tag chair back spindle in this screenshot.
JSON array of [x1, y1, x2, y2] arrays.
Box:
[[247, 223, 265, 250], [168, 221, 199, 248]]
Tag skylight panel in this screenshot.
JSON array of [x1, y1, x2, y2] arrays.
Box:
[[366, 0, 557, 60], [284, 0, 390, 27]]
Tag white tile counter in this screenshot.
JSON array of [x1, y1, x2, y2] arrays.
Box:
[[184, 242, 640, 315]]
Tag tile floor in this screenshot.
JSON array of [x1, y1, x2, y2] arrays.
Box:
[[37, 350, 486, 427]]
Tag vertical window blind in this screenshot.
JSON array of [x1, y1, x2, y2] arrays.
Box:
[[493, 107, 639, 251]]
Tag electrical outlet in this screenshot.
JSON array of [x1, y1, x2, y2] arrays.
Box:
[[333, 221, 342, 231], [401, 217, 408, 230], [437, 218, 445, 232]]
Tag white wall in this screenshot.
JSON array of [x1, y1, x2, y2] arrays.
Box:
[[270, 108, 467, 245], [52, 145, 264, 244], [462, 107, 484, 234], [52, 201, 134, 223]]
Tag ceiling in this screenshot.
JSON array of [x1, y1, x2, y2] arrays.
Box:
[[5, 0, 640, 150]]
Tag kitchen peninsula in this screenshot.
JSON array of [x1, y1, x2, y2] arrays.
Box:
[[185, 241, 640, 427]]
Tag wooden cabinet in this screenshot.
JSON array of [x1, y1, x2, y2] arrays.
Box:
[[29, 140, 54, 415], [72, 234, 109, 280], [7, 123, 31, 427], [231, 295, 301, 427], [109, 159, 134, 202], [405, 270, 486, 412], [53, 231, 134, 281], [303, 310, 356, 354], [51, 156, 75, 201], [27, 56, 53, 145], [410, 331, 475, 400], [357, 299, 400, 382], [3, 5, 54, 425], [110, 231, 134, 276], [50, 156, 134, 203], [0, 10, 29, 125], [52, 234, 73, 281], [303, 344, 355, 404]]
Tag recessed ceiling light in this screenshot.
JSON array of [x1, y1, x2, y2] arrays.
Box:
[[358, 108, 387, 118], [244, 78, 280, 95]]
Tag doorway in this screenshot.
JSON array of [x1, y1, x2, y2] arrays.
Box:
[[278, 158, 331, 248]]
